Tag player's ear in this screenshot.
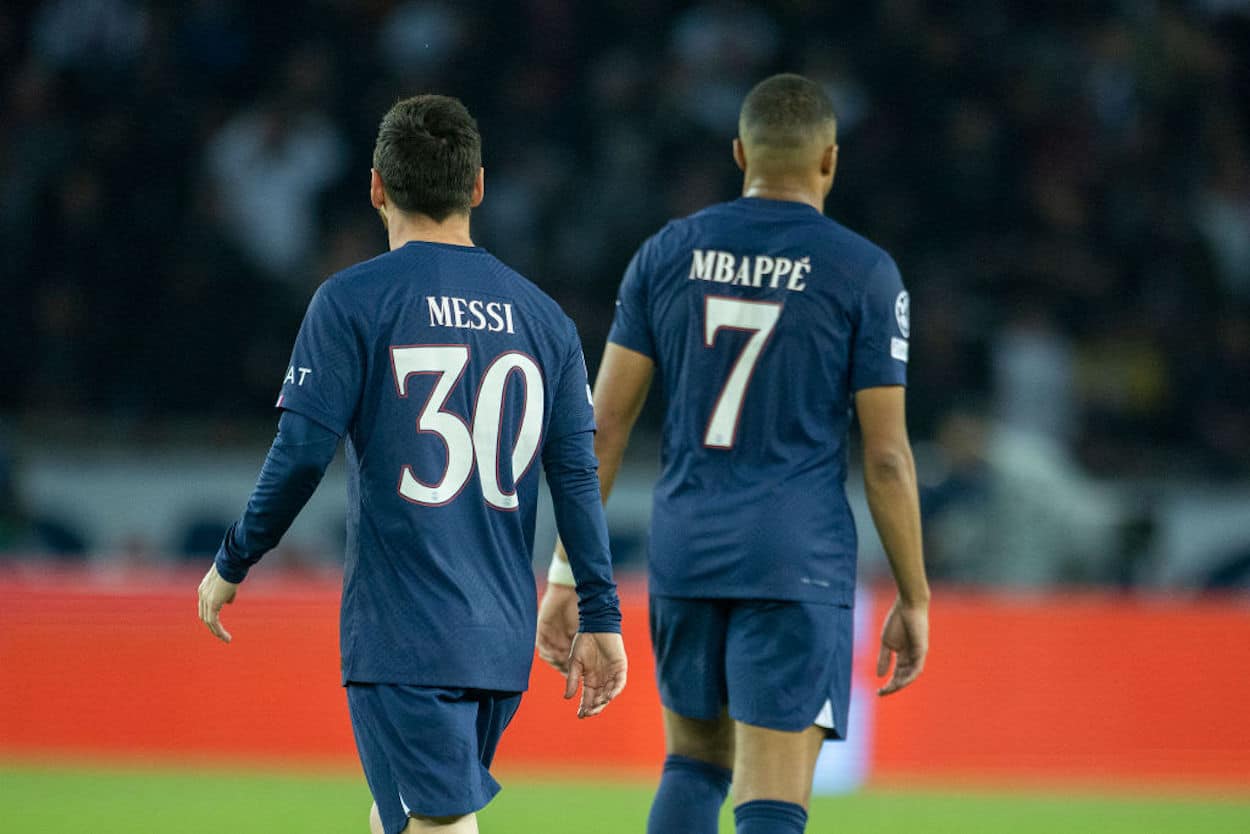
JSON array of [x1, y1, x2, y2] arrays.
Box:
[[370, 169, 386, 210], [732, 138, 747, 173], [469, 166, 484, 209], [820, 145, 837, 176]]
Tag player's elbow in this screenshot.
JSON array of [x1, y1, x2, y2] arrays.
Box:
[[290, 457, 329, 484], [863, 444, 913, 486], [594, 408, 635, 448]]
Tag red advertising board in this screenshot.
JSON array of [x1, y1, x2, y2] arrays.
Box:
[[2, 571, 1248, 792]]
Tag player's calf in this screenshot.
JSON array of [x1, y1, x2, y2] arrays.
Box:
[[728, 722, 823, 833]]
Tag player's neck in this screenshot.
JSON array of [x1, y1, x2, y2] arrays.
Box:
[[741, 179, 825, 213], [385, 210, 475, 250]]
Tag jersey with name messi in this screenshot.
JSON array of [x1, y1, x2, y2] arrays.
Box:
[[609, 197, 909, 606], [276, 240, 602, 692]]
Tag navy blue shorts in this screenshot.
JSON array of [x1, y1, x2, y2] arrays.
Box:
[[649, 595, 854, 738], [346, 683, 522, 833]]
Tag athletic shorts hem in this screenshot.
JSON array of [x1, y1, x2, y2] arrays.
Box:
[[655, 695, 725, 724], [392, 786, 500, 822], [347, 683, 519, 834], [650, 596, 853, 741], [727, 703, 840, 736]]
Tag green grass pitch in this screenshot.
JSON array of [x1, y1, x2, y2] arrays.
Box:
[[2, 762, 1247, 833]]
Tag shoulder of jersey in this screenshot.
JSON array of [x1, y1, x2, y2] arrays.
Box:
[[830, 219, 896, 273], [318, 247, 401, 294], [642, 212, 708, 257], [661, 202, 894, 279], [773, 210, 896, 285], [318, 248, 561, 311], [482, 255, 572, 324]]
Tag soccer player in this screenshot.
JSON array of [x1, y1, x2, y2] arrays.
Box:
[[197, 94, 627, 834], [536, 74, 930, 834]]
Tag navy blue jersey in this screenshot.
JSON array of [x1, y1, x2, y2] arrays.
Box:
[[608, 198, 909, 606], [277, 241, 615, 691]]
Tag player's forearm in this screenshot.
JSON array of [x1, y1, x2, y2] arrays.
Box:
[[863, 443, 929, 607], [551, 398, 639, 566], [214, 411, 338, 583], [589, 341, 652, 506], [592, 412, 634, 505], [543, 432, 622, 633]]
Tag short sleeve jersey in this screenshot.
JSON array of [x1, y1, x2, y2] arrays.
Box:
[[609, 198, 909, 606], [277, 241, 597, 691]]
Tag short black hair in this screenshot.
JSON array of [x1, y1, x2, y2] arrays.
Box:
[[372, 94, 481, 222], [739, 73, 837, 148]]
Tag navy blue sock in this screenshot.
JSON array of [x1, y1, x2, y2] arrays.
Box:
[[734, 799, 808, 834], [646, 754, 732, 834]]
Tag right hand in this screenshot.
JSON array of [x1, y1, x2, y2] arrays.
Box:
[[876, 597, 929, 696], [536, 582, 579, 674]]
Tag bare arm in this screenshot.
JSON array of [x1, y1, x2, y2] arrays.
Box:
[[552, 343, 655, 566], [856, 385, 930, 695], [857, 386, 927, 604]]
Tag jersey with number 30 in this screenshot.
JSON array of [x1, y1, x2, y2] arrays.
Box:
[[609, 197, 909, 606], [276, 241, 612, 692]]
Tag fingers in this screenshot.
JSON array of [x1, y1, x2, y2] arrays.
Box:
[[876, 649, 898, 695], [577, 672, 618, 718], [199, 601, 231, 642], [578, 681, 610, 718], [878, 672, 904, 696], [197, 567, 237, 643], [877, 602, 930, 696], [878, 652, 923, 696], [536, 629, 572, 675], [876, 642, 891, 678], [538, 648, 570, 675], [576, 651, 627, 718], [197, 574, 210, 624], [606, 664, 627, 702], [198, 588, 232, 644], [564, 658, 582, 701], [579, 666, 627, 718], [201, 601, 232, 643], [563, 633, 628, 717], [578, 683, 595, 718]]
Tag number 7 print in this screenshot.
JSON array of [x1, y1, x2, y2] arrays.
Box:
[[702, 296, 782, 449]]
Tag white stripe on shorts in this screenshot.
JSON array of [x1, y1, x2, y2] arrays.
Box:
[[814, 699, 836, 731]]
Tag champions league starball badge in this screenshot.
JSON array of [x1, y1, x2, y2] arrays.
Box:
[[895, 291, 910, 338]]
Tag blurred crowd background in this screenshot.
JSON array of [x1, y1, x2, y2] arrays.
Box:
[[1, 0, 1248, 588]]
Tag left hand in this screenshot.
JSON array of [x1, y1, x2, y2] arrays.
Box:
[[198, 565, 240, 643], [876, 596, 928, 696], [564, 631, 628, 718], [536, 582, 579, 674]]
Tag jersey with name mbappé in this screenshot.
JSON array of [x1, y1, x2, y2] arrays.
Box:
[[277, 241, 598, 691], [609, 197, 909, 606]]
